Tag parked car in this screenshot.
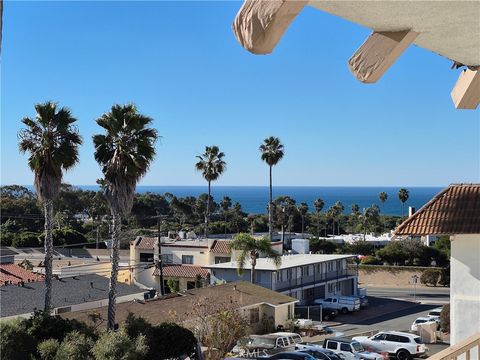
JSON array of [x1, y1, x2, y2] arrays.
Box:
[[411, 317, 439, 332], [232, 332, 303, 355], [426, 307, 443, 320], [353, 331, 428, 360], [322, 337, 384, 360], [298, 348, 345, 360], [352, 295, 369, 308], [314, 296, 361, 314], [263, 352, 317, 360]]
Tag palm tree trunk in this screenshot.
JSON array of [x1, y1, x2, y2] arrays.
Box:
[[251, 255, 257, 284], [43, 199, 54, 312], [205, 181, 211, 238], [301, 216, 304, 236], [224, 212, 227, 238], [107, 213, 121, 330], [268, 165, 273, 242], [317, 212, 320, 238]]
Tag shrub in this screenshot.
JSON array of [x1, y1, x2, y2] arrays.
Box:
[[361, 255, 381, 265], [92, 329, 148, 360], [420, 269, 441, 286], [440, 304, 450, 333], [167, 279, 180, 293], [439, 267, 450, 287], [54, 331, 94, 360], [0, 318, 37, 360], [12, 232, 41, 248], [38, 339, 60, 360]]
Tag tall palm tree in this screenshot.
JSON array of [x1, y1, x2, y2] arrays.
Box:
[[398, 188, 409, 219], [298, 202, 309, 236], [259, 137, 284, 242], [333, 201, 344, 235], [18, 101, 82, 311], [230, 233, 281, 284], [220, 196, 232, 237], [379, 191, 388, 232], [93, 104, 157, 330], [313, 198, 324, 238], [195, 146, 226, 238]]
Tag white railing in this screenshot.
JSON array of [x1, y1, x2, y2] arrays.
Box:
[[428, 332, 480, 360]]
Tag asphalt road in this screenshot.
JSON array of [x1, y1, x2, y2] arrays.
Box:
[[365, 286, 450, 304]]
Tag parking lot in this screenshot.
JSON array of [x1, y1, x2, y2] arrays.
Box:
[[302, 295, 450, 357]]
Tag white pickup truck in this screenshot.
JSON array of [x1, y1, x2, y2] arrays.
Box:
[[314, 296, 361, 314]]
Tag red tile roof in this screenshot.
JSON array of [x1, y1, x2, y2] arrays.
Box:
[[153, 264, 209, 279], [136, 237, 156, 250], [0, 264, 44, 286], [209, 240, 231, 254], [395, 184, 480, 235]]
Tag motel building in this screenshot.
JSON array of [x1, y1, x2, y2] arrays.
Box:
[[205, 253, 358, 305]]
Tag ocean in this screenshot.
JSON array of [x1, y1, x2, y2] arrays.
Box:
[[68, 186, 442, 216]]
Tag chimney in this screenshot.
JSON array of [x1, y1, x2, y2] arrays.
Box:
[[408, 206, 416, 217]]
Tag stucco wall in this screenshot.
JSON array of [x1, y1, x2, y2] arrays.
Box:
[[451, 234, 480, 346]]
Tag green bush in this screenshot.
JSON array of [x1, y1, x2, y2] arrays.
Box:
[[38, 339, 60, 360], [420, 269, 441, 286], [92, 329, 148, 360], [440, 304, 450, 333], [361, 255, 381, 265], [12, 232, 41, 248], [167, 279, 180, 293]]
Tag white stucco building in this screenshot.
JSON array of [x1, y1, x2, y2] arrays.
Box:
[[395, 184, 480, 350]]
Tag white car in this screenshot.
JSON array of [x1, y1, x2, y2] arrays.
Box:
[[353, 331, 427, 360], [322, 338, 384, 360], [426, 307, 443, 320], [411, 316, 438, 332]]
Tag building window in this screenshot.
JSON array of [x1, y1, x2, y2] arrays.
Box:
[[249, 308, 259, 324], [162, 254, 173, 264], [139, 253, 153, 262], [182, 255, 194, 264], [215, 257, 231, 264]]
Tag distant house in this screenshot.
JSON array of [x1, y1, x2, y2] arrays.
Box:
[[129, 236, 283, 292], [62, 281, 298, 334], [395, 184, 480, 348], [205, 254, 357, 305]]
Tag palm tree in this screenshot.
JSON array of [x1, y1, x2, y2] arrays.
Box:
[[259, 137, 284, 242], [230, 233, 281, 284], [220, 196, 232, 237], [313, 198, 324, 238], [298, 202, 309, 236], [195, 146, 226, 238], [398, 188, 409, 219], [18, 101, 82, 311], [333, 201, 344, 235], [379, 191, 388, 232], [93, 104, 157, 330]]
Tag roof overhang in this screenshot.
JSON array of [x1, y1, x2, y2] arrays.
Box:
[[232, 0, 480, 110]]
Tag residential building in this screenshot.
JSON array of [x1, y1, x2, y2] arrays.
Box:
[[62, 281, 298, 334], [129, 236, 283, 292], [0, 274, 143, 319], [205, 253, 357, 305], [395, 184, 480, 352]]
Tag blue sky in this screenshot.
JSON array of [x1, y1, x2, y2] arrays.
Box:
[[1, 1, 479, 187]]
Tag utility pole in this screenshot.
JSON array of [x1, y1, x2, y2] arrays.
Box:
[[155, 216, 165, 296]]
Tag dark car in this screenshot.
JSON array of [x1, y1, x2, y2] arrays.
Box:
[[265, 352, 317, 360], [299, 349, 345, 360]]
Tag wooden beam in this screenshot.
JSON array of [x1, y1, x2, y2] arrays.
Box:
[[451, 68, 480, 110], [348, 30, 418, 83], [232, 0, 307, 55]]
